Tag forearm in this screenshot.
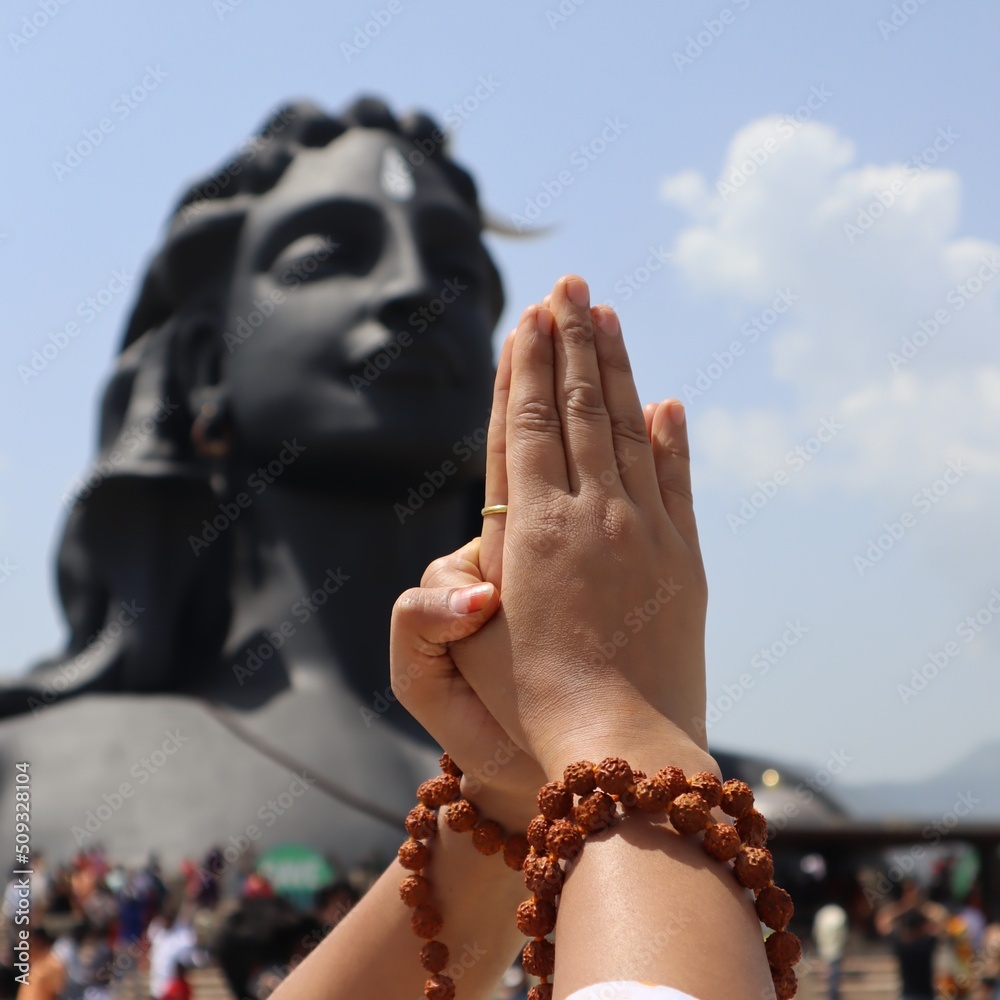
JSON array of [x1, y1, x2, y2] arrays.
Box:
[[272, 817, 528, 1000], [539, 723, 775, 1000]]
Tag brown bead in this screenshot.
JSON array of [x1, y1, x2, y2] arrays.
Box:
[[503, 834, 531, 872], [634, 776, 670, 814], [417, 775, 461, 808], [668, 792, 711, 835], [523, 854, 564, 901], [765, 930, 802, 971], [444, 799, 478, 833], [398, 840, 431, 871], [734, 846, 774, 891], [527, 984, 553, 1000], [522, 939, 555, 978], [756, 885, 795, 931], [771, 966, 797, 1000], [537, 781, 573, 820], [594, 757, 634, 797], [720, 778, 754, 818], [546, 818, 584, 861], [399, 874, 431, 907], [439, 752, 462, 778], [689, 771, 723, 808], [406, 805, 438, 840], [631, 769, 647, 782], [574, 789, 616, 832], [654, 765, 689, 800], [424, 973, 456, 1000], [472, 820, 504, 855], [516, 898, 557, 937], [411, 904, 444, 939], [526, 815, 551, 852], [702, 822, 742, 862], [563, 760, 596, 796], [420, 940, 449, 973], [735, 809, 769, 847]]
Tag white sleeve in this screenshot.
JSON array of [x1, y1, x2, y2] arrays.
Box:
[[565, 983, 700, 1000]]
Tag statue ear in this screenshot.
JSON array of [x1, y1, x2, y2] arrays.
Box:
[[171, 311, 233, 459]]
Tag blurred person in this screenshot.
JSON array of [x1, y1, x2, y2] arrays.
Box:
[[813, 902, 849, 1000], [14, 927, 65, 1000], [158, 959, 192, 1000], [147, 905, 196, 1000], [215, 897, 320, 1000], [61, 920, 112, 1000], [312, 883, 359, 934], [876, 881, 948, 1000]]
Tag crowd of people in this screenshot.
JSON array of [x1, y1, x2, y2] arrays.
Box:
[[0, 847, 371, 1000]]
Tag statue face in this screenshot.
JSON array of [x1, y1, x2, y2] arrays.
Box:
[[221, 129, 499, 487]]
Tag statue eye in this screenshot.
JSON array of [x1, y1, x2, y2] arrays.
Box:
[[271, 234, 347, 283]]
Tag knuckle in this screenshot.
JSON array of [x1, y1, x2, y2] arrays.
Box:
[[559, 315, 595, 345], [610, 415, 648, 448], [563, 381, 606, 418], [392, 588, 425, 621], [511, 399, 562, 436]]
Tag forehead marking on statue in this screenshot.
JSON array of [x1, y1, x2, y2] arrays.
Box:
[[380, 146, 415, 201]]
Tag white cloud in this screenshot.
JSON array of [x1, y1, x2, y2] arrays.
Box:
[[663, 116, 1000, 510]]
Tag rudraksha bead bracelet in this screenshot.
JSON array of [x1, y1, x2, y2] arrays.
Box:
[[397, 754, 800, 1000]]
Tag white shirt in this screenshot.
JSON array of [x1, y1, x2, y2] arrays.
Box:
[[147, 920, 195, 999], [567, 984, 698, 1000]]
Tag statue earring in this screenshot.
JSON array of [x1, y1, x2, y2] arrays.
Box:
[[191, 398, 232, 459]]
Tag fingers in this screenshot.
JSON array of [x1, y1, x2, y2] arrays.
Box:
[[549, 276, 618, 494], [479, 330, 514, 588], [650, 399, 700, 551], [590, 305, 661, 508], [506, 304, 569, 498], [644, 402, 657, 441]]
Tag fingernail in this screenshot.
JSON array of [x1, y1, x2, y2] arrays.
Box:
[[595, 308, 619, 335], [449, 583, 494, 615], [566, 278, 590, 307], [668, 400, 686, 426]]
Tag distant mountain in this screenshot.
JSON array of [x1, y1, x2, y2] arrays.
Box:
[[830, 741, 1000, 821]]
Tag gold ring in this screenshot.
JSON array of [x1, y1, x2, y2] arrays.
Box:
[[481, 504, 508, 517]]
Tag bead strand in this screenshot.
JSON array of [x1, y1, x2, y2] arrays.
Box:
[[398, 754, 802, 1000]]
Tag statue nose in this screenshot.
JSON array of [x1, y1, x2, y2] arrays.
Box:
[[375, 229, 438, 331]]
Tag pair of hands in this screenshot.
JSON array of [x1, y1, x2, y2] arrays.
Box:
[[390, 275, 715, 831]]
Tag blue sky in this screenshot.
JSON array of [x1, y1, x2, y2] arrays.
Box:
[[2, 0, 998, 791]]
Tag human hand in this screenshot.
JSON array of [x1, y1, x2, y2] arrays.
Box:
[[455, 275, 715, 781], [389, 539, 546, 831]]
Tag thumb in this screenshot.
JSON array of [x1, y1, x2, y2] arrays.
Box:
[[390, 582, 499, 678]]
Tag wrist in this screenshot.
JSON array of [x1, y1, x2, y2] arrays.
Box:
[[535, 709, 719, 784]]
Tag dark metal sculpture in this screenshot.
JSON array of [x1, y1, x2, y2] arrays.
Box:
[[0, 98, 505, 863]]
